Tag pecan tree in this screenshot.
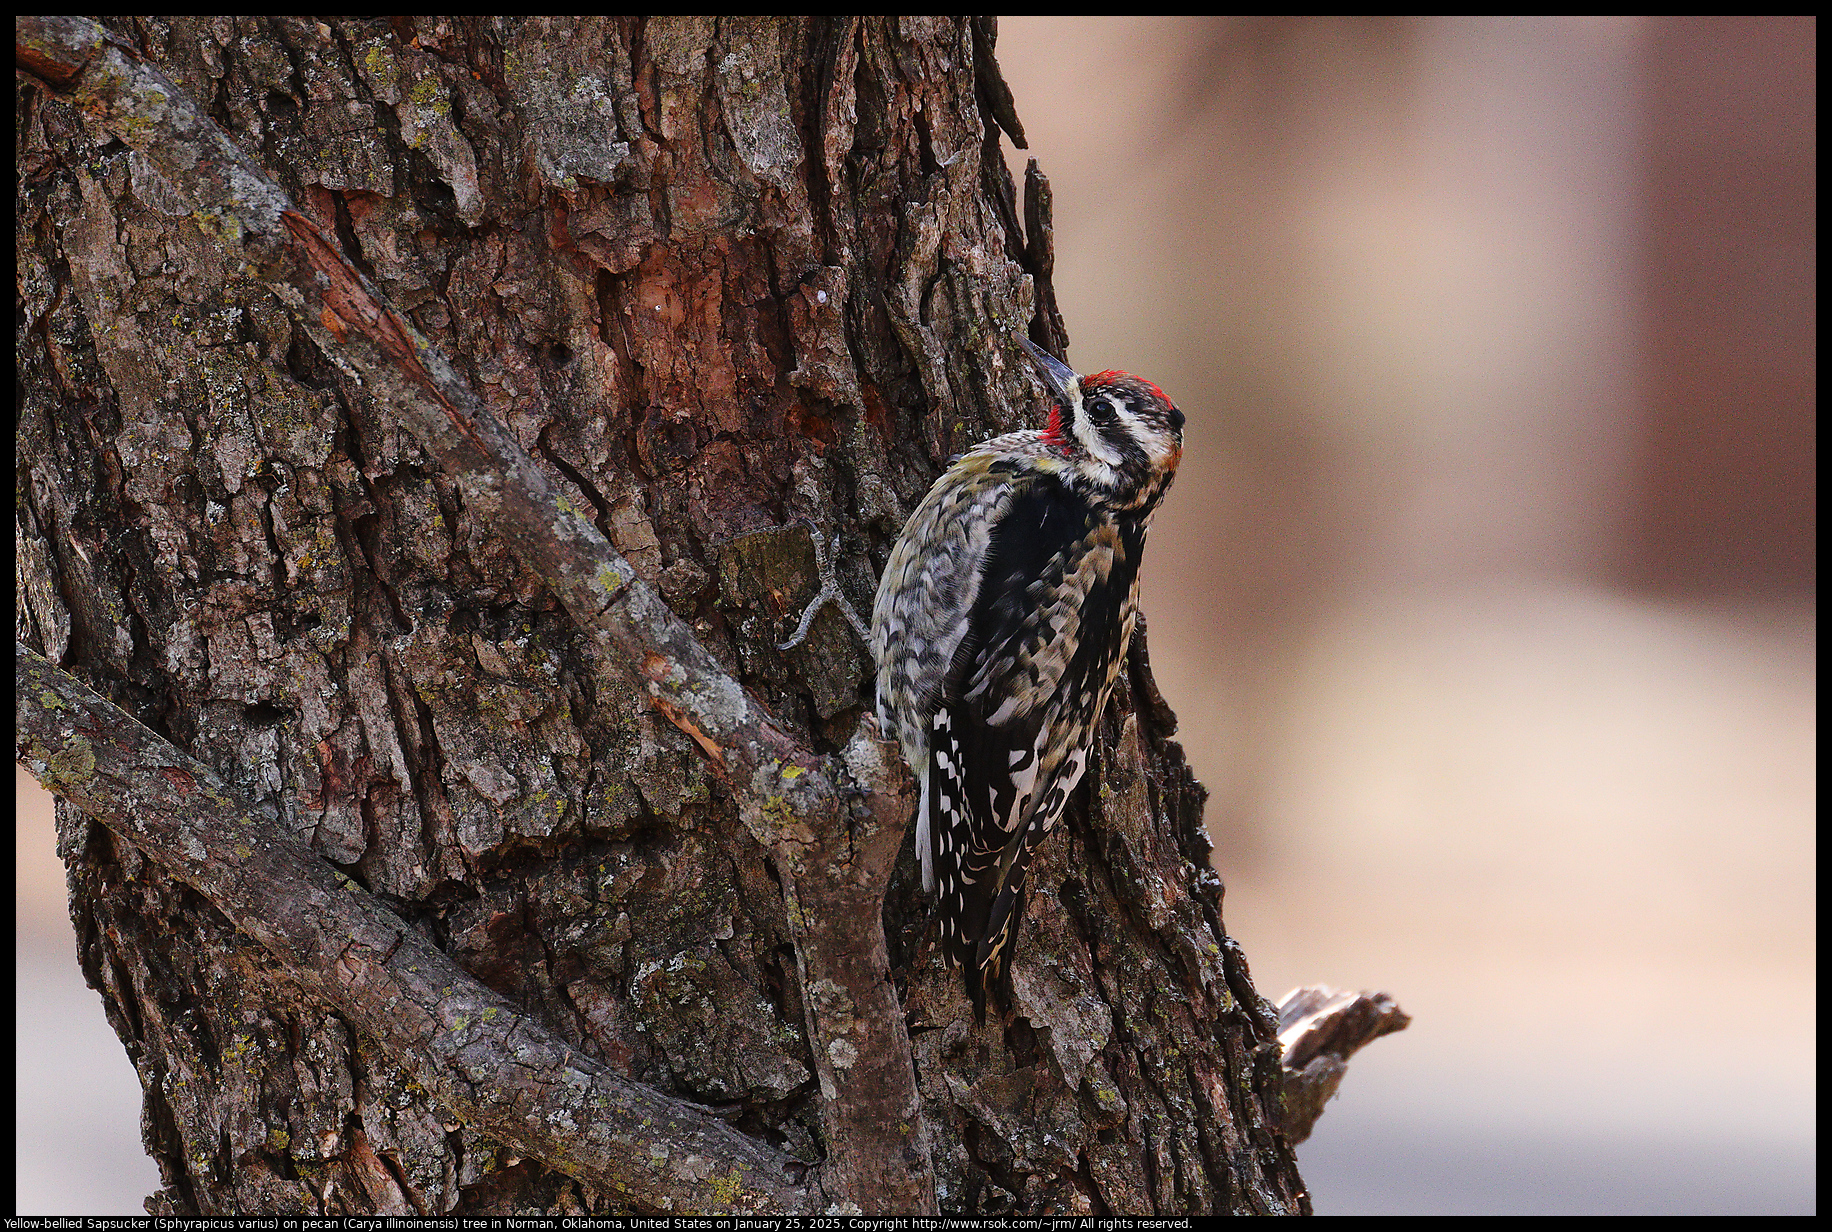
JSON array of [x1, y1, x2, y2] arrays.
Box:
[[16, 15, 1330, 1215]]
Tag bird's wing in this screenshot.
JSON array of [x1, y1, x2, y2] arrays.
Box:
[[934, 473, 1146, 1012]]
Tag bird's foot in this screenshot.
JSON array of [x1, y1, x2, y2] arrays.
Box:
[[778, 521, 869, 649]]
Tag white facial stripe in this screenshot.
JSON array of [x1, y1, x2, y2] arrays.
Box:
[[1081, 455, 1122, 488], [1071, 391, 1127, 468], [1114, 403, 1143, 444], [1116, 402, 1179, 467]]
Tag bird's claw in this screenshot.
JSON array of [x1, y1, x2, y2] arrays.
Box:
[[778, 520, 870, 650]]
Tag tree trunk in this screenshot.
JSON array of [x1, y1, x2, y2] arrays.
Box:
[[16, 16, 1309, 1216]]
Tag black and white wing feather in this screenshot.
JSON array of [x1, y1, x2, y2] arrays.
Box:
[[870, 453, 1020, 897], [932, 473, 1147, 1018]]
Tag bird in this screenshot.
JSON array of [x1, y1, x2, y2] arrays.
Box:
[[869, 337, 1184, 1021]]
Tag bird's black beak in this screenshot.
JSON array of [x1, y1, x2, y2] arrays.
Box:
[[1019, 337, 1080, 408]]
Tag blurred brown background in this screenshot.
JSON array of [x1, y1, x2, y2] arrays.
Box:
[[995, 14, 1814, 1214], [17, 15, 1814, 1215]]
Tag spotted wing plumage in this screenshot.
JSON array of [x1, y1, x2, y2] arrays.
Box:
[[935, 473, 1148, 1019], [869, 343, 1182, 1025], [871, 453, 1020, 895]]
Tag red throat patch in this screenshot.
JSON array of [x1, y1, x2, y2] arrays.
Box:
[[1040, 405, 1071, 454]]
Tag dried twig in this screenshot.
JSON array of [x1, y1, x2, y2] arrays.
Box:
[[1275, 986, 1412, 1145]]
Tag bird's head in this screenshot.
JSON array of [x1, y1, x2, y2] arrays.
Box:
[[1021, 337, 1184, 501]]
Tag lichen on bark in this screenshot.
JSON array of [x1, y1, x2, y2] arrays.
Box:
[[16, 15, 1309, 1216]]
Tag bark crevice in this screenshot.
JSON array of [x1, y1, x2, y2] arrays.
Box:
[[15, 15, 1354, 1217]]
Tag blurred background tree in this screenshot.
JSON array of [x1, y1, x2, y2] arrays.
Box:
[[992, 15, 1814, 1214]]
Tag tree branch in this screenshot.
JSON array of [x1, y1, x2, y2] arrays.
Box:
[[1275, 986, 1412, 1145], [16, 15, 933, 1213], [16, 643, 812, 1213]]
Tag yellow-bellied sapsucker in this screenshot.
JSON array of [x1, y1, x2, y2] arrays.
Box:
[[872, 338, 1184, 1021]]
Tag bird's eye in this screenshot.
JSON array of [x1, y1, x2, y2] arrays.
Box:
[[1086, 396, 1117, 425]]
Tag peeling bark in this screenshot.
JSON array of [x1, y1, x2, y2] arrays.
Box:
[[1275, 987, 1412, 1147], [17, 16, 1319, 1215]]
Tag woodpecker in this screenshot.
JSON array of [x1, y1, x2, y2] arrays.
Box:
[[871, 338, 1184, 1021]]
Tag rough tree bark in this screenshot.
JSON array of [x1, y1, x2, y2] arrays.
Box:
[[17, 16, 1322, 1216]]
